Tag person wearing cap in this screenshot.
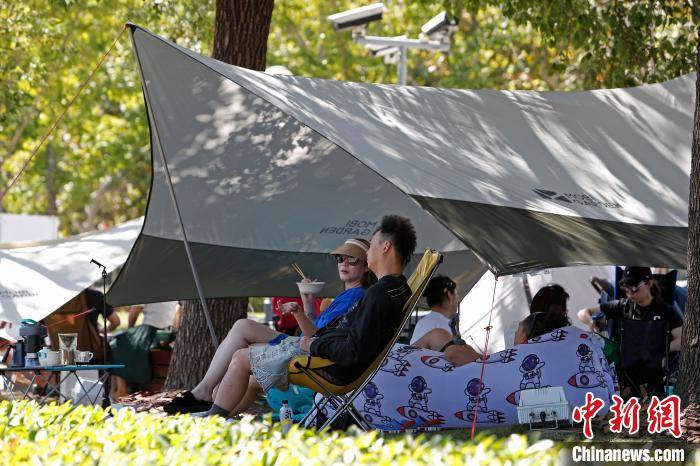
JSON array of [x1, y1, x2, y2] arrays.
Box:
[[164, 238, 375, 415], [577, 266, 683, 397], [410, 275, 481, 366]]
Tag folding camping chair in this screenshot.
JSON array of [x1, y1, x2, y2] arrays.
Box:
[[288, 249, 443, 431]]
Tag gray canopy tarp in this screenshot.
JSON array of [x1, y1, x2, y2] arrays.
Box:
[[107, 24, 692, 306]]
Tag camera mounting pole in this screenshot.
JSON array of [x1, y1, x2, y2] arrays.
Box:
[[354, 36, 451, 85], [329, 5, 458, 86]]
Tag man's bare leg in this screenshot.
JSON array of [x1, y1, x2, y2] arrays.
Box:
[[209, 347, 253, 412], [228, 376, 263, 417], [191, 320, 279, 402]]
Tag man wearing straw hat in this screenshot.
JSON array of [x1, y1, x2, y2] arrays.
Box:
[[169, 215, 416, 419], [164, 235, 377, 415]]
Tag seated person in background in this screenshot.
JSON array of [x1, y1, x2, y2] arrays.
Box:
[[514, 311, 570, 345], [529, 283, 571, 323], [127, 302, 180, 330], [271, 296, 322, 335], [164, 237, 377, 414], [110, 301, 180, 399], [410, 275, 481, 366], [189, 215, 416, 418], [577, 266, 683, 398]]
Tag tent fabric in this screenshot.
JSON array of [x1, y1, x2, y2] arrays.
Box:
[[109, 24, 691, 305], [0, 218, 143, 323]]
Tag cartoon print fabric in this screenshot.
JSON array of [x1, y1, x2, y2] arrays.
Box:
[[313, 326, 617, 431]]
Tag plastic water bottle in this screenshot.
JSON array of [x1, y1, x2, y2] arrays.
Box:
[[279, 400, 293, 434]]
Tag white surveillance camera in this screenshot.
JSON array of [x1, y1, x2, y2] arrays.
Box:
[[364, 36, 405, 57], [328, 3, 385, 31], [363, 42, 400, 64], [420, 11, 459, 40], [383, 50, 400, 65], [369, 45, 400, 58]]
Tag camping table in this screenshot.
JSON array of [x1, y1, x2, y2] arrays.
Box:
[[0, 364, 124, 405]]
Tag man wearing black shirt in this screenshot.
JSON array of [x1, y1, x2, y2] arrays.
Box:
[[195, 215, 417, 418], [578, 266, 683, 397]]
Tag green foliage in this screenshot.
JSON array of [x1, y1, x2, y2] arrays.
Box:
[[0, 0, 214, 234], [460, 0, 697, 88], [0, 401, 567, 465]]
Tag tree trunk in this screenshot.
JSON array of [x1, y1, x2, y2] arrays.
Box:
[[679, 26, 700, 442], [164, 298, 248, 389], [212, 0, 274, 70], [163, 0, 274, 390]]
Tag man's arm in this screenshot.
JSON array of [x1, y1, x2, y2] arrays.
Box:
[[443, 344, 481, 366], [412, 328, 451, 351], [310, 290, 387, 366], [577, 306, 601, 328], [413, 328, 481, 366], [98, 312, 121, 334], [299, 335, 313, 353], [310, 327, 362, 366], [128, 305, 144, 328], [670, 326, 682, 352], [107, 312, 120, 331]]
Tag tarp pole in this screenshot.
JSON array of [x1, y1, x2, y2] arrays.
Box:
[[155, 148, 219, 350], [397, 45, 408, 85]]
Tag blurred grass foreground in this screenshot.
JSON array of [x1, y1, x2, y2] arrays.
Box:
[[0, 401, 566, 465]]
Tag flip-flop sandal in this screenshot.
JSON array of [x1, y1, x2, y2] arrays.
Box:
[[163, 391, 213, 414]]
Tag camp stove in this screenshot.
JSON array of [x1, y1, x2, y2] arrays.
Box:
[[19, 320, 47, 367]]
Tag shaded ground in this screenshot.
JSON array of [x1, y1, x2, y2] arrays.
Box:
[[114, 389, 272, 419]]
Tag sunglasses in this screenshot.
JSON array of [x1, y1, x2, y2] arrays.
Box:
[[334, 255, 362, 266], [442, 280, 456, 294], [622, 280, 646, 295]]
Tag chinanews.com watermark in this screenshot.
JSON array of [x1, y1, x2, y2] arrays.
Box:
[[567, 444, 685, 463], [563, 392, 690, 464]]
